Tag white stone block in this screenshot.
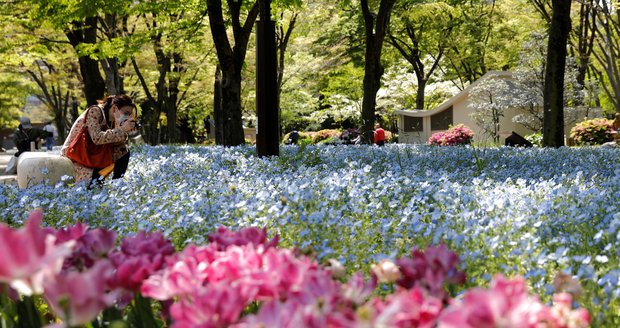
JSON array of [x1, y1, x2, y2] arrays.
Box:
[[16, 152, 75, 189]]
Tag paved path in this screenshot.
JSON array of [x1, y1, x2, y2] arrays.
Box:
[[0, 151, 17, 185]]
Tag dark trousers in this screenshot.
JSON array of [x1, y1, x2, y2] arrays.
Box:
[[90, 152, 130, 186]]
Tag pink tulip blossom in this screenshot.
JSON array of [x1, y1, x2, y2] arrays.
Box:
[[55, 223, 116, 269], [171, 282, 252, 328], [361, 287, 443, 328], [141, 244, 217, 300], [208, 226, 279, 250], [0, 210, 74, 295], [438, 275, 549, 328], [395, 244, 466, 299], [110, 231, 175, 291], [43, 260, 118, 326], [544, 293, 590, 328]]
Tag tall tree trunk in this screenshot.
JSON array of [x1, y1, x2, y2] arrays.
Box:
[[101, 57, 123, 95], [360, 0, 396, 143], [167, 52, 183, 143], [65, 17, 105, 105], [416, 79, 427, 110], [221, 68, 245, 145], [206, 0, 259, 146], [543, 0, 572, 147], [214, 65, 224, 145]]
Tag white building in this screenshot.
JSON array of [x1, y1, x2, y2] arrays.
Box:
[[395, 71, 600, 144]]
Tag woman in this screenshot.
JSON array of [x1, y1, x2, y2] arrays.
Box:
[[61, 95, 136, 184]]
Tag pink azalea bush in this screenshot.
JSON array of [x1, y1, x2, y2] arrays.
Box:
[[0, 210, 591, 328], [428, 124, 474, 146], [569, 118, 614, 146]]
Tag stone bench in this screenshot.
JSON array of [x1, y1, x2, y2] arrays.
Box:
[[16, 152, 74, 189]]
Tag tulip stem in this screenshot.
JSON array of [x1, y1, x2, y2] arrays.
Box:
[[15, 296, 42, 328], [129, 294, 159, 328]]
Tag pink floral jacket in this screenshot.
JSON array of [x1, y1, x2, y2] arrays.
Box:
[[61, 105, 128, 182]]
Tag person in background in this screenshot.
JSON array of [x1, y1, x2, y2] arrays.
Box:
[[61, 95, 136, 184], [13, 117, 46, 157], [374, 123, 386, 146], [43, 121, 57, 151]]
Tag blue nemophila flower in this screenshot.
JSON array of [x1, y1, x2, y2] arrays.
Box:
[[1, 144, 619, 323]]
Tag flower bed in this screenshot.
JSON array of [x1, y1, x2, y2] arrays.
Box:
[[0, 144, 618, 326], [0, 212, 590, 327]]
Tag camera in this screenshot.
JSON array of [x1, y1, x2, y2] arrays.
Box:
[[119, 115, 141, 130]]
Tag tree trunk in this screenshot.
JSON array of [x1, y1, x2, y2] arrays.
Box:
[[65, 17, 105, 105], [213, 65, 224, 145], [221, 68, 245, 145], [101, 57, 123, 95], [543, 0, 572, 147], [206, 0, 259, 146], [360, 0, 396, 143], [416, 79, 427, 110]]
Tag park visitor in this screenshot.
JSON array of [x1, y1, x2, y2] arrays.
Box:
[[43, 121, 57, 151], [13, 117, 46, 157], [61, 95, 137, 185], [4, 117, 47, 174], [374, 123, 386, 146]]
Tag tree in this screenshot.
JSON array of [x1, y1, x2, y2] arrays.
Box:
[[591, 0, 620, 112], [511, 33, 591, 132], [206, 0, 259, 146], [359, 0, 397, 143], [0, 4, 34, 129], [388, 1, 456, 110], [26, 59, 81, 143], [542, 0, 571, 147], [468, 73, 512, 143]]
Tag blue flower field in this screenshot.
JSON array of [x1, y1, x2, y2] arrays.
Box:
[[1, 144, 618, 325]]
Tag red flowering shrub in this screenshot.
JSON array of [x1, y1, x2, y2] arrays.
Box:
[[312, 129, 341, 144], [569, 118, 614, 146], [428, 124, 475, 146]]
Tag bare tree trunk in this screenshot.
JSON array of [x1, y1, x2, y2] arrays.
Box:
[[543, 0, 572, 147]]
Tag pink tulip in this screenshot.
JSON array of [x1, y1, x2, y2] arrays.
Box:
[[395, 244, 465, 299], [171, 282, 251, 328], [544, 293, 591, 328], [142, 245, 216, 300], [438, 275, 548, 328], [208, 226, 279, 250], [367, 287, 443, 328], [110, 231, 175, 291], [43, 260, 118, 326], [56, 224, 116, 269], [0, 210, 74, 295], [341, 272, 376, 305]]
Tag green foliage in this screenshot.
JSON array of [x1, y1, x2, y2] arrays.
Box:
[[569, 118, 614, 146], [525, 133, 543, 147]]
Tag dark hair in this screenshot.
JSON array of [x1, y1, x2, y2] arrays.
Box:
[[99, 94, 134, 124]]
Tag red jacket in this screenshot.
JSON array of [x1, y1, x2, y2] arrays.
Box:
[[374, 128, 385, 144]]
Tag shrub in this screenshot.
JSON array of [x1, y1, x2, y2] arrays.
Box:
[[525, 133, 543, 147], [570, 118, 614, 146], [312, 129, 341, 144], [428, 124, 474, 146], [282, 132, 312, 145]]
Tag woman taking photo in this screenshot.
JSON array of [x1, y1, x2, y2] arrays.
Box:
[[62, 95, 137, 184]]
